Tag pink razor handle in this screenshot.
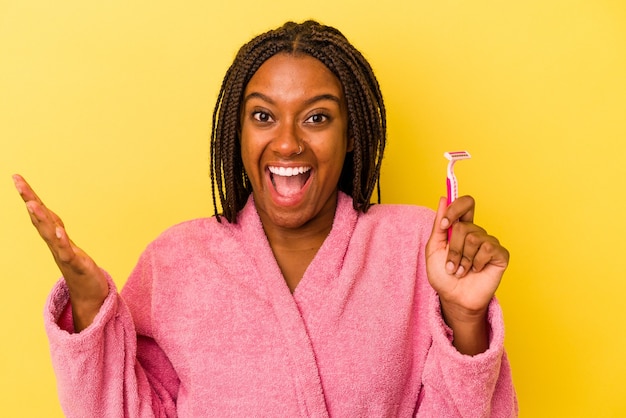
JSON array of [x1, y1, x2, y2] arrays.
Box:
[[444, 151, 471, 240]]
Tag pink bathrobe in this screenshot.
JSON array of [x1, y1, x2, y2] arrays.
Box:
[[45, 192, 518, 417]]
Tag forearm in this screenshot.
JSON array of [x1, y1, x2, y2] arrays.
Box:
[[66, 268, 109, 332], [419, 295, 518, 417], [70, 296, 107, 332], [46, 276, 178, 417], [440, 299, 489, 356]]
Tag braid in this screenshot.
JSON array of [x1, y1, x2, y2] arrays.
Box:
[[210, 20, 386, 223]]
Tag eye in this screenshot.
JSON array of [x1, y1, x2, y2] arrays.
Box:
[[305, 113, 329, 124], [252, 111, 273, 123]]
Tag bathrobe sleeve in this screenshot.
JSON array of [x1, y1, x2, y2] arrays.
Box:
[[417, 291, 518, 417], [44, 257, 179, 418]]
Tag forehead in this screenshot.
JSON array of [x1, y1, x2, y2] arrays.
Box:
[[244, 53, 344, 102]]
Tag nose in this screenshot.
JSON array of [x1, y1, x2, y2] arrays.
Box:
[[272, 120, 302, 157]]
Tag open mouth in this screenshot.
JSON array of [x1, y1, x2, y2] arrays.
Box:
[[268, 166, 312, 197]]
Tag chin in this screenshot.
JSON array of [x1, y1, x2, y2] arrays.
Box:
[[267, 208, 313, 230]]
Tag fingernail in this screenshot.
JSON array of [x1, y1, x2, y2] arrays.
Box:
[[55, 227, 63, 239], [441, 218, 450, 229], [455, 265, 465, 277], [26, 202, 34, 214], [446, 261, 455, 273], [12, 175, 22, 194]]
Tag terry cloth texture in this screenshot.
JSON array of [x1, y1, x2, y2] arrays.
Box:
[[45, 192, 518, 417]]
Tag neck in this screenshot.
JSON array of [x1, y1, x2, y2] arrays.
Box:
[[256, 192, 339, 292]]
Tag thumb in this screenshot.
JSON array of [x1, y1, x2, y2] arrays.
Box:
[[428, 196, 450, 251]]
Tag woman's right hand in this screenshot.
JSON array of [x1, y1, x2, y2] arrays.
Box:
[[13, 174, 108, 332]]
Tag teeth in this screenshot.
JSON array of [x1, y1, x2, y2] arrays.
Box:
[[268, 166, 311, 177]]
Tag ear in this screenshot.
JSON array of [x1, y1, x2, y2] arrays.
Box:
[[346, 136, 354, 152]]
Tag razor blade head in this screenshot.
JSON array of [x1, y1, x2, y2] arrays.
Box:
[[444, 150, 471, 161]]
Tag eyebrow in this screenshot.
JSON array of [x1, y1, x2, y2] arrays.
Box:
[[242, 92, 343, 107]]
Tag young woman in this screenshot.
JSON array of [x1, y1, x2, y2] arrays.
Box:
[[14, 20, 517, 417]]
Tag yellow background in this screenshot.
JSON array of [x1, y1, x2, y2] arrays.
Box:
[[2, 0, 625, 416]]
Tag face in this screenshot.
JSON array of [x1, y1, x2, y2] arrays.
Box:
[[240, 53, 352, 232]]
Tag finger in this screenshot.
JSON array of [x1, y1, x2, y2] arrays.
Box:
[[428, 197, 450, 250], [16, 175, 66, 227], [25, 200, 57, 240], [455, 229, 484, 277], [12, 174, 45, 205], [472, 238, 509, 272], [25, 200, 76, 265], [50, 225, 80, 265], [444, 195, 476, 226], [446, 221, 488, 276], [445, 224, 463, 274], [15, 175, 76, 267]]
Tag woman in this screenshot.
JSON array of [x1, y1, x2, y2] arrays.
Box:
[[14, 20, 517, 417]]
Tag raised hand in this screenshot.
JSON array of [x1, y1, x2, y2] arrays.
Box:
[[13, 174, 108, 331], [426, 196, 509, 355]]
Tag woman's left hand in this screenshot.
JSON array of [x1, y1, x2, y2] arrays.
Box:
[[425, 195, 509, 354]]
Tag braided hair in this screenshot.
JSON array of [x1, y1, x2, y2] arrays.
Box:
[[210, 20, 386, 223]]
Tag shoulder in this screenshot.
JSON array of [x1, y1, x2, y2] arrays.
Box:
[[145, 216, 241, 254], [142, 197, 262, 259], [365, 203, 434, 219], [347, 203, 436, 250], [359, 203, 435, 231], [156, 216, 221, 240]]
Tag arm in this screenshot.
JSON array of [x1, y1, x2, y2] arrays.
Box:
[[13, 174, 107, 331], [417, 293, 518, 417], [46, 274, 178, 417], [419, 196, 517, 416], [15, 174, 179, 417], [426, 196, 509, 355]]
